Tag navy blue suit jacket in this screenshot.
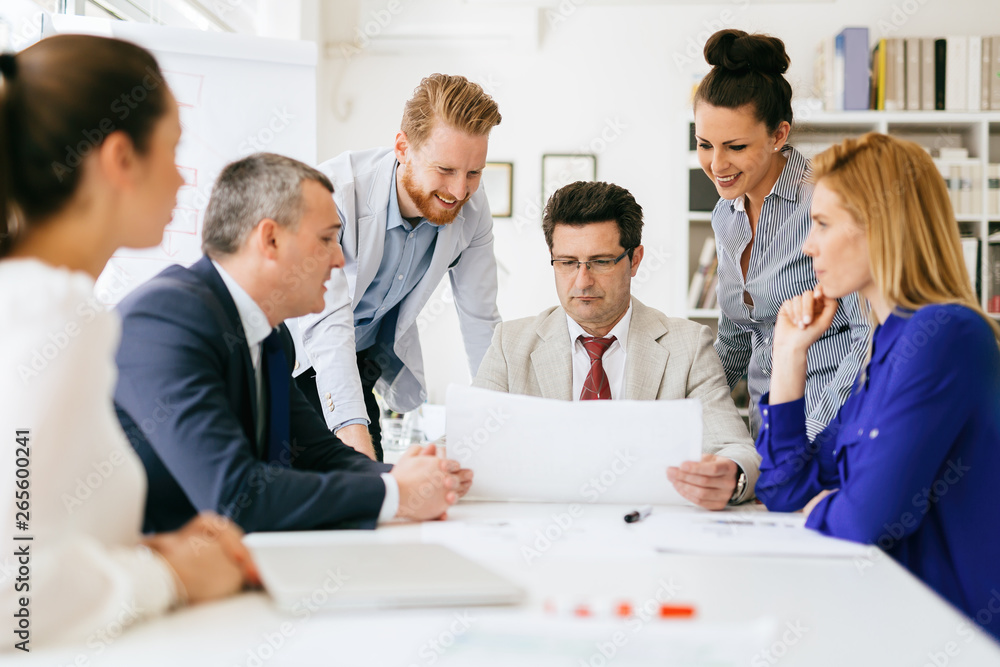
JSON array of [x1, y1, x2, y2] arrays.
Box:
[[114, 256, 391, 533]]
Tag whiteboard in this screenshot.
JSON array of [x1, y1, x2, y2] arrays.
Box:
[[51, 15, 317, 304]]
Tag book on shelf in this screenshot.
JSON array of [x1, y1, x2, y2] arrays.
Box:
[[687, 237, 716, 310], [815, 37, 837, 112], [921, 37, 936, 110], [989, 165, 1000, 217], [968, 37, 982, 112], [960, 237, 980, 296], [945, 36, 967, 112], [697, 257, 719, 310], [871, 38, 885, 110], [993, 36, 1000, 110], [905, 37, 921, 110], [982, 37, 993, 111], [836, 27, 870, 111], [934, 38, 946, 110], [819, 31, 1000, 112]]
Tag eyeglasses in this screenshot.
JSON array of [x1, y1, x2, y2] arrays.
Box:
[[550, 249, 632, 275]]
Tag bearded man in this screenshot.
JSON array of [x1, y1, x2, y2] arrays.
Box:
[[291, 74, 503, 461]]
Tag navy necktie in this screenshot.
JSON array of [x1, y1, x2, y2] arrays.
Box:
[[262, 330, 290, 467]]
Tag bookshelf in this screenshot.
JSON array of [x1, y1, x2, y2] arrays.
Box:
[[683, 111, 1000, 327]]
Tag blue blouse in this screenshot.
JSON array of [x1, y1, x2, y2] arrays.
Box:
[[756, 304, 1000, 641]]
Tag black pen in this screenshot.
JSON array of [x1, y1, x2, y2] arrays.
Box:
[[624, 505, 653, 523]]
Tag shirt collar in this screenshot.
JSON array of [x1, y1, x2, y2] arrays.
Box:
[[870, 308, 912, 366], [211, 259, 274, 349], [731, 146, 807, 212], [567, 303, 632, 352]]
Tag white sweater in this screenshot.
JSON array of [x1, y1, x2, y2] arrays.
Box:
[[0, 258, 178, 650]]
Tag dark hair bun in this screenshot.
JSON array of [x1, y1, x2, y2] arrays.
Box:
[[704, 29, 789, 76]]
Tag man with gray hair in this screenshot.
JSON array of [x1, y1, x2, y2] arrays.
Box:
[[114, 153, 472, 533]]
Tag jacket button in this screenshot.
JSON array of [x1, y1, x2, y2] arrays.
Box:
[[869, 428, 879, 439], [294, 361, 300, 370], [328, 404, 335, 412], [324, 393, 332, 399]]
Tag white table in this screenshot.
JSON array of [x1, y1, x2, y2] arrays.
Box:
[[18, 502, 1000, 666]]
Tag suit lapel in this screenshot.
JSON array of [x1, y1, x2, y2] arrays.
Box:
[[353, 153, 395, 300], [188, 256, 260, 432], [622, 298, 669, 400], [530, 309, 573, 400]]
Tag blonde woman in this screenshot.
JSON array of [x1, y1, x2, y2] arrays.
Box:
[[0, 35, 255, 648], [758, 132, 1000, 641]]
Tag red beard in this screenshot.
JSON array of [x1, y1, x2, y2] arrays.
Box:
[[401, 166, 470, 225]]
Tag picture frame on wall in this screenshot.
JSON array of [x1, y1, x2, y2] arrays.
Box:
[[482, 162, 514, 218], [541, 154, 597, 206]]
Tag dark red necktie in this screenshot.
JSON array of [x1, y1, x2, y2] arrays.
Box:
[[579, 335, 616, 400]]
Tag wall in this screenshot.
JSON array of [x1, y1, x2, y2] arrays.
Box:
[[315, 0, 994, 403]]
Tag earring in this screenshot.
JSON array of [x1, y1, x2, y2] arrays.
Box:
[[774, 147, 779, 151]]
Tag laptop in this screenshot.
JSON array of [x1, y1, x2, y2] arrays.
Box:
[[244, 531, 525, 612]]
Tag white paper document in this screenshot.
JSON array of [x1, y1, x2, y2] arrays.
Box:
[[642, 511, 872, 558], [446, 385, 702, 505]]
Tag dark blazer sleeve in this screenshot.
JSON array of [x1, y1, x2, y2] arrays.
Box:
[[115, 278, 390, 533]]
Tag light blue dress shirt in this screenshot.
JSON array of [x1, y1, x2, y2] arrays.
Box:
[[353, 165, 441, 352]]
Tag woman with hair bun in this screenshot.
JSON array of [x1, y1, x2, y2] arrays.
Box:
[[759, 132, 1000, 641], [0, 35, 256, 648], [691, 30, 870, 446]]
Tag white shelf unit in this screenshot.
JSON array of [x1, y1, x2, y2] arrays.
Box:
[[683, 112, 1000, 324]]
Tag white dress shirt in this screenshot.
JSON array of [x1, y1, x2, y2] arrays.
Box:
[[0, 259, 178, 646], [212, 262, 398, 521], [567, 304, 632, 401]]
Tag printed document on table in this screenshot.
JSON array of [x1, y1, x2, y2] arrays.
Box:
[[446, 385, 702, 505], [639, 511, 872, 558]]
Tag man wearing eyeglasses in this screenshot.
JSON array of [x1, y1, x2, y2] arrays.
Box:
[[473, 181, 760, 509]]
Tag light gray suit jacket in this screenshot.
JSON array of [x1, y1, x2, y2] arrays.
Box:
[[473, 297, 760, 502], [292, 148, 501, 429]]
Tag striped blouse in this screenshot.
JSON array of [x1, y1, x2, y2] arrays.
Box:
[[710, 146, 871, 440]]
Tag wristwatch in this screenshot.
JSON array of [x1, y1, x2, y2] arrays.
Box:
[[729, 465, 748, 504]]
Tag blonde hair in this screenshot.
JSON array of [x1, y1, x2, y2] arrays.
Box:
[[400, 74, 501, 148], [811, 132, 1000, 341]]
